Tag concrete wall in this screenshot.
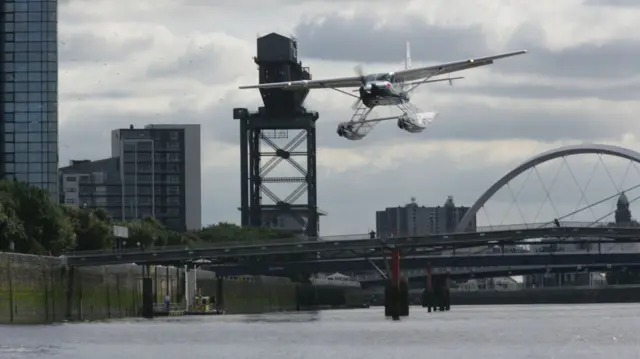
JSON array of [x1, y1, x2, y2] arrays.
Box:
[[0, 253, 152, 324], [1, 253, 358, 324], [196, 272, 298, 314]]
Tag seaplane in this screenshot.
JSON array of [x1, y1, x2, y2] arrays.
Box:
[[239, 43, 527, 141]]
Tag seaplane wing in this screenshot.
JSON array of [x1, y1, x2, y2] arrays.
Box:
[[394, 50, 528, 83], [238, 76, 363, 90]]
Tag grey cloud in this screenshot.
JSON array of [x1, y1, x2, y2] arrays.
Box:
[[314, 149, 640, 234], [190, 92, 631, 150], [59, 94, 640, 233], [144, 43, 241, 84], [293, 13, 639, 80], [59, 32, 154, 64], [434, 81, 640, 102], [56, 7, 640, 234], [293, 15, 488, 64], [306, 101, 630, 150], [583, 0, 640, 6], [500, 23, 640, 79]]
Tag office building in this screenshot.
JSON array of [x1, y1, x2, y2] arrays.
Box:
[[1, 0, 59, 199], [59, 124, 202, 232], [375, 196, 476, 238]]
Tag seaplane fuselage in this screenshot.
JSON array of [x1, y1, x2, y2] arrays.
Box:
[[359, 73, 409, 108]]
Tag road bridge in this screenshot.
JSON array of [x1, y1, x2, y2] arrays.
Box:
[[62, 224, 639, 267]]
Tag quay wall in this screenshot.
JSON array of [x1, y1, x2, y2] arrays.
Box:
[[0, 253, 364, 324]]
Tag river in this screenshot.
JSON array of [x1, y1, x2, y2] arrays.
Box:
[[1, 304, 638, 359]]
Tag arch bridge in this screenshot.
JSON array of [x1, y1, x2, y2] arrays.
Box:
[[457, 144, 640, 232]]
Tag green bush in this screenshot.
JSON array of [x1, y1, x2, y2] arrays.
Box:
[[0, 179, 296, 255]]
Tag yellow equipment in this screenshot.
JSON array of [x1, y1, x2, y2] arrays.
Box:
[[190, 295, 215, 313]]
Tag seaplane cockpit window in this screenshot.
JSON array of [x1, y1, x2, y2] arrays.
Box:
[[374, 73, 394, 82]]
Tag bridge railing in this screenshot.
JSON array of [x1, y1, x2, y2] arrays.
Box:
[[62, 233, 373, 256], [63, 221, 629, 257], [471, 221, 609, 233]]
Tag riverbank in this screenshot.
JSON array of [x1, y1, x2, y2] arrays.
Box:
[[0, 252, 365, 324]]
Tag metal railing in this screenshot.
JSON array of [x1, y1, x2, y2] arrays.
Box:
[[62, 233, 373, 256], [63, 221, 630, 257], [471, 221, 608, 232]]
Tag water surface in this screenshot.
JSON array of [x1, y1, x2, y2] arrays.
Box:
[[1, 304, 638, 359]]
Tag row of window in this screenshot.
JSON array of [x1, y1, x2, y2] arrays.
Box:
[[122, 174, 182, 183], [123, 186, 182, 195], [121, 141, 182, 150], [122, 152, 183, 162], [5, 72, 56, 82], [4, 171, 56, 183], [5, 162, 56, 174], [6, 121, 56, 132], [3, 111, 57, 122], [5, 32, 57, 43], [4, 92, 56, 103], [4, 41, 56, 53], [4, 102, 56, 112], [124, 132, 181, 141], [4, 2, 57, 13], [4, 47, 56, 59], [4, 62, 57, 72], [4, 11, 55, 23], [122, 164, 181, 173], [4, 152, 57, 163], [4, 141, 56, 152], [4, 132, 57, 142]]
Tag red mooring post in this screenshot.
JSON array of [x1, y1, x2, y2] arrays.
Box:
[[391, 249, 400, 287]]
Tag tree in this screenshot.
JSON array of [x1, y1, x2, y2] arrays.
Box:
[[0, 196, 26, 251], [61, 205, 114, 251], [1, 180, 302, 255], [121, 217, 168, 249], [197, 222, 295, 243], [0, 180, 75, 255]]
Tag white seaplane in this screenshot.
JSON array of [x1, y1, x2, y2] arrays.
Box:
[[239, 43, 527, 140]]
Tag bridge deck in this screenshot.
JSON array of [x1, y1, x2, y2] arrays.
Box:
[[63, 225, 640, 267]]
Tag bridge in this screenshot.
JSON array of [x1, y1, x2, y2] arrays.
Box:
[[208, 251, 640, 276], [63, 224, 640, 267], [357, 263, 640, 288], [62, 144, 640, 283]]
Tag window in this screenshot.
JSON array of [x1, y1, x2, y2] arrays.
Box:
[[65, 187, 76, 193], [166, 153, 180, 162]]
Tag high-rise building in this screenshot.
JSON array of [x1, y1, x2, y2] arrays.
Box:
[[59, 124, 202, 232], [1, 0, 59, 199], [375, 196, 476, 238]]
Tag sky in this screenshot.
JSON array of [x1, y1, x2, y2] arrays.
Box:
[[57, 0, 640, 235]]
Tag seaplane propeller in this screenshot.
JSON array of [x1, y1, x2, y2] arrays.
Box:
[[352, 64, 367, 110]]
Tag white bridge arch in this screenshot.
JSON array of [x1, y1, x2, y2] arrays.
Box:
[[456, 144, 640, 232]]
